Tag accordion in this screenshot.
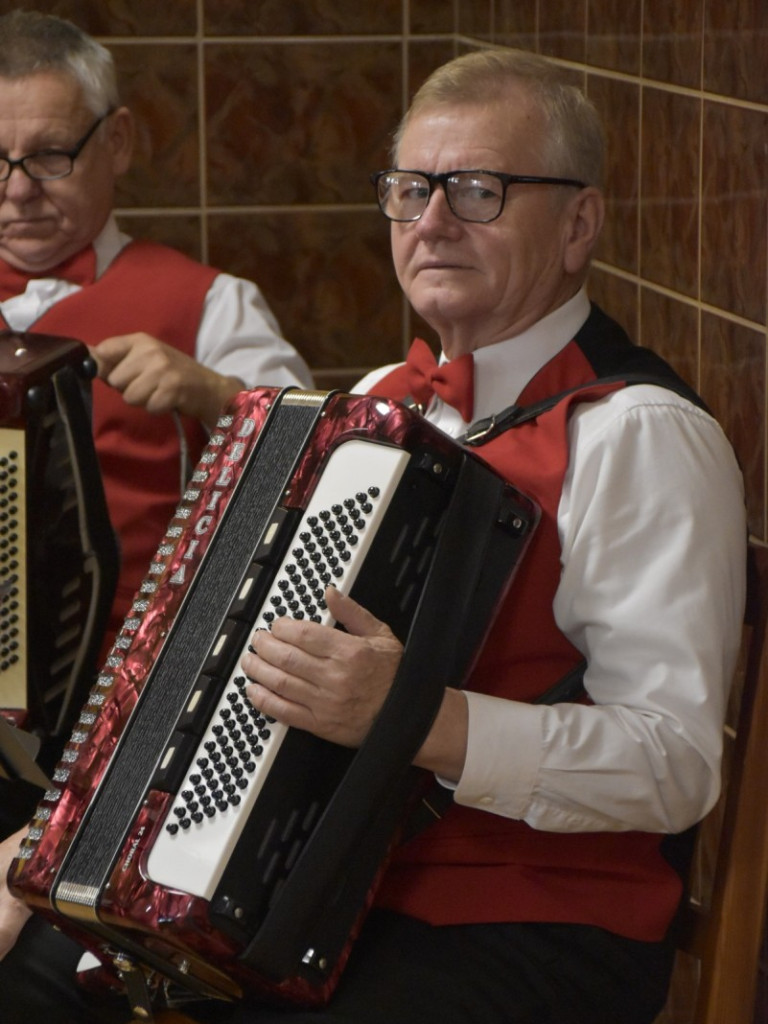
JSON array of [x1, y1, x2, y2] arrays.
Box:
[[0, 331, 117, 756], [10, 387, 539, 1009]]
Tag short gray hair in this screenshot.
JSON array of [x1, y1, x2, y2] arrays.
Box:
[[0, 9, 119, 114], [393, 48, 604, 190]]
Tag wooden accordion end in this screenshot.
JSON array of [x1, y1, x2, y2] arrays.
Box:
[[9, 386, 539, 1011]]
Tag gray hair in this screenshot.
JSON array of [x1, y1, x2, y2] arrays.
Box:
[[393, 48, 604, 190], [0, 9, 119, 114]]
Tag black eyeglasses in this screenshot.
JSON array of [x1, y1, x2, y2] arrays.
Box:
[[371, 168, 587, 223], [0, 110, 113, 183]]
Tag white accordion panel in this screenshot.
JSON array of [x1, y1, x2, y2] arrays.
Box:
[[146, 439, 410, 900]]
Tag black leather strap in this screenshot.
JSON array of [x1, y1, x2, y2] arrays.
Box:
[[461, 372, 707, 448]]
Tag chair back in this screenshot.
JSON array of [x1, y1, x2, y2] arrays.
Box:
[[657, 544, 768, 1023]]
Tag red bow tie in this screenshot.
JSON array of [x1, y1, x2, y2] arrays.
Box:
[[405, 336, 475, 422], [0, 246, 96, 301]]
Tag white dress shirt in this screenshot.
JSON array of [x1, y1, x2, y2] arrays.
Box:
[[0, 215, 312, 389], [356, 290, 747, 835]]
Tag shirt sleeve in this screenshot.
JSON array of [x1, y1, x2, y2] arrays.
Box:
[[454, 386, 747, 835], [195, 273, 312, 389]]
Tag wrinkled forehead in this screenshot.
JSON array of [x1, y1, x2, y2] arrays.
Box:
[[0, 68, 87, 113], [396, 96, 550, 172], [0, 70, 89, 148]]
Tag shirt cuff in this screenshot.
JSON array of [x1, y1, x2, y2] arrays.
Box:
[[453, 691, 544, 819]]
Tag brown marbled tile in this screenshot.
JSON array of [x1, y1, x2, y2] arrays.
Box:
[[493, 0, 537, 51], [586, 0, 641, 74], [8, 0, 197, 36], [701, 100, 768, 327], [639, 287, 699, 392], [203, 0, 401, 37], [205, 42, 401, 206], [640, 87, 700, 299], [378, 38, 460, 168], [407, 40, 459, 107], [411, 0, 455, 35], [700, 311, 765, 540], [642, 0, 702, 89], [112, 43, 201, 208], [704, 0, 768, 106], [456, 0, 493, 41], [114, 212, 204, 262], [207, 210, 403, 374], [539, 0, 586, 63], [587, 267, 639, 342], [588, 75, 640, 274]]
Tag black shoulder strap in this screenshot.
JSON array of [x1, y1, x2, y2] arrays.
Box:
[[461, 372, 708, 448]]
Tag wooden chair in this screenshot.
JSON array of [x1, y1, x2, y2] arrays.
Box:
[[656, 543, 768, 1024]]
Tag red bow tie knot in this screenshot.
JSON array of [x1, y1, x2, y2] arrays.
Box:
[[405, 337, 475, 422], [0, 245, 96, 301]]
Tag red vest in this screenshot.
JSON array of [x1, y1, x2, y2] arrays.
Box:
[[0, 241, 218, 642], [370, 331, 686, 942]]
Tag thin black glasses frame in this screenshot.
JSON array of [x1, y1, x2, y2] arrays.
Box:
[[0, 109, 114, 183], [371, 168, 588, 223]]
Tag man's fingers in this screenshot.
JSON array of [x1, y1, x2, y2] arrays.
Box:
[[324, 586, 395, 640], [90, 333, 135, 377]]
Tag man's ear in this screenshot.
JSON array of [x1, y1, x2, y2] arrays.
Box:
[[563, 187, 605, 275], [107, 106, 134, 176]]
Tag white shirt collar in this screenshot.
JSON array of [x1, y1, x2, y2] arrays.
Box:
[[470, 288, 591, 421], [92, 214, 132, 278], [353, 289, 592, 438], [420, 288, 591, 436]]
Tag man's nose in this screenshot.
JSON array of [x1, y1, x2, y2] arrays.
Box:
[[414, 184, 461, 235], [1, 164, 42, 199]]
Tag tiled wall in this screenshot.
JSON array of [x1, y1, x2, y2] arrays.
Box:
[[12, 1, 765, 542]]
